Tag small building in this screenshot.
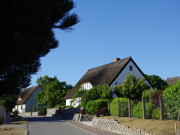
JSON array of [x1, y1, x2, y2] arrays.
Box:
[[13, 85, 42, 113], [166, 76, 180, 85], [64, 57, 153, 107]]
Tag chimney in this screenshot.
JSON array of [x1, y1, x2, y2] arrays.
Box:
[[113, 58, 120, 62]]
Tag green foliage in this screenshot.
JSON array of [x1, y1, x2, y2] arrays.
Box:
[[0, 0, 79, 97], [66, 105, 74, 108], [142, 89, 162, 108], [145, 74, 168, 90], [40, 107, 47, 115], [85, 100, 107, 115], [35, 75, 72, 108], [114, 73, 150, 100], [110, 98, 129, 116], [132, 101, 154, 118], [0, 95, 16, 113], [73, 85, 112, 107], [152, 107, 160, 119], [163, 80, 180, 119]]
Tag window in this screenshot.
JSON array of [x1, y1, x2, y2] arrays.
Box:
[[129, 65, 133, 71]]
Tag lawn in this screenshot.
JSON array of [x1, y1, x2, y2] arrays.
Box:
[[0, 117, 27, 135], [101, 116, 180, 135]]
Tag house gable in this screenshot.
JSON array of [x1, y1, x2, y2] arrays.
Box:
[[110, 60, 153, 90], [110, 59, 153, 89]]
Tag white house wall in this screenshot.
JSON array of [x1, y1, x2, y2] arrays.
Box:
[[25, 87, 42, 112], [110, 60, 152, 97], [66, 98, 81, 107]]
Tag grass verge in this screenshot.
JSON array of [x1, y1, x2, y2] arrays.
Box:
[[101, 116, 180, 135]]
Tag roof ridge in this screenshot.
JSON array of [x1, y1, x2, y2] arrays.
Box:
[[87, 57, 131, 73]]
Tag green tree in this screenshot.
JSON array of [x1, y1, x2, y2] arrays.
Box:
[[114, 74, 150, 100], [0, 0, 79, 97], [163, 80, 180, 119], [0, 95, 16, 113], [73, 85, 113, 107], [35, 75, 72, 108], [145, 74, 168, 90]]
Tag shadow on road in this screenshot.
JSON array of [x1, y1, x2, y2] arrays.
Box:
[[25, 114, 74, 123]]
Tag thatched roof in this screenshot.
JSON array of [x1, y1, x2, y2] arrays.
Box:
[[16, 85, 41, 105], [65, 57, 151, 99], [166, 77, 180, 85]]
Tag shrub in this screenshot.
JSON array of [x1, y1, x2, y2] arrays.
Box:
[[85, 100, 107, 115], [142, 89, 162, 108], [40, 107, 47, 115], [132, 101, 154, 118], [110, 98, 129, 117], [152, 107, 160, 119], [73, 85, 112, 107], [163, 80, 180, 119], [66, 105, 74, 108], [95, 107, 109, 117]]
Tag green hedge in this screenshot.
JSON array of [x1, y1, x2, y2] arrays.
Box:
[[85, 100, 107, 115], [132, 101, 154, 118], [110, 98, 129, 117], [163, 80, 180, 119], [152, 107, 160, 119]]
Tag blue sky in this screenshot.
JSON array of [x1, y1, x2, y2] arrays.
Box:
[[31, 0, 180, 86]]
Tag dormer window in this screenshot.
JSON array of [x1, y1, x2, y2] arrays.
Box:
[[129, 65, 133, 71]]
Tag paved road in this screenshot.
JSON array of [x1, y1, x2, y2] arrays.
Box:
[[26, 116, 95, 135]]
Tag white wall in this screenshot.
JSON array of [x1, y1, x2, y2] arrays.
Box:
[[25, 87, 42, 112], [66, 98, 81, 107], [110, 60, 152, 98]]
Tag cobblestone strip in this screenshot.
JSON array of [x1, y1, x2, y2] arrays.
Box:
[[67, 120, 122, 135]]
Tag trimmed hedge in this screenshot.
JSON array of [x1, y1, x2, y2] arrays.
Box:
[[132, 101, 154, 118], [85, 100, 107, 115], [110, 98, 129, 117]]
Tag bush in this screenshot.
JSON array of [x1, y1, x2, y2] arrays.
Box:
[[132, 101, 154, 118], [95, 107, 109, 117], [73, 85, 112, 107], [142, 89, 162, 108], [40, 107, 47, 115], [110, 98, 129, 117], [152, 107, 160, 119], [163, 80, 180, 119], [66, 105, 74, 108], [85, 100, 107, 115], [114, 73, 150, 100]]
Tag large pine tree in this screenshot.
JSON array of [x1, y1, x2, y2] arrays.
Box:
[[0, 0, 79, 96]]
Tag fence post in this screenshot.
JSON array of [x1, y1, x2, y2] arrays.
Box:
[[175, 123, 177, 135], [142, 98, 146, 119], [117, 100, 120, 117], [177, 110, 180, 121], [159, 96, 163, 120], [107, 100, 110, 116], [129, 99, 132, 118]]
